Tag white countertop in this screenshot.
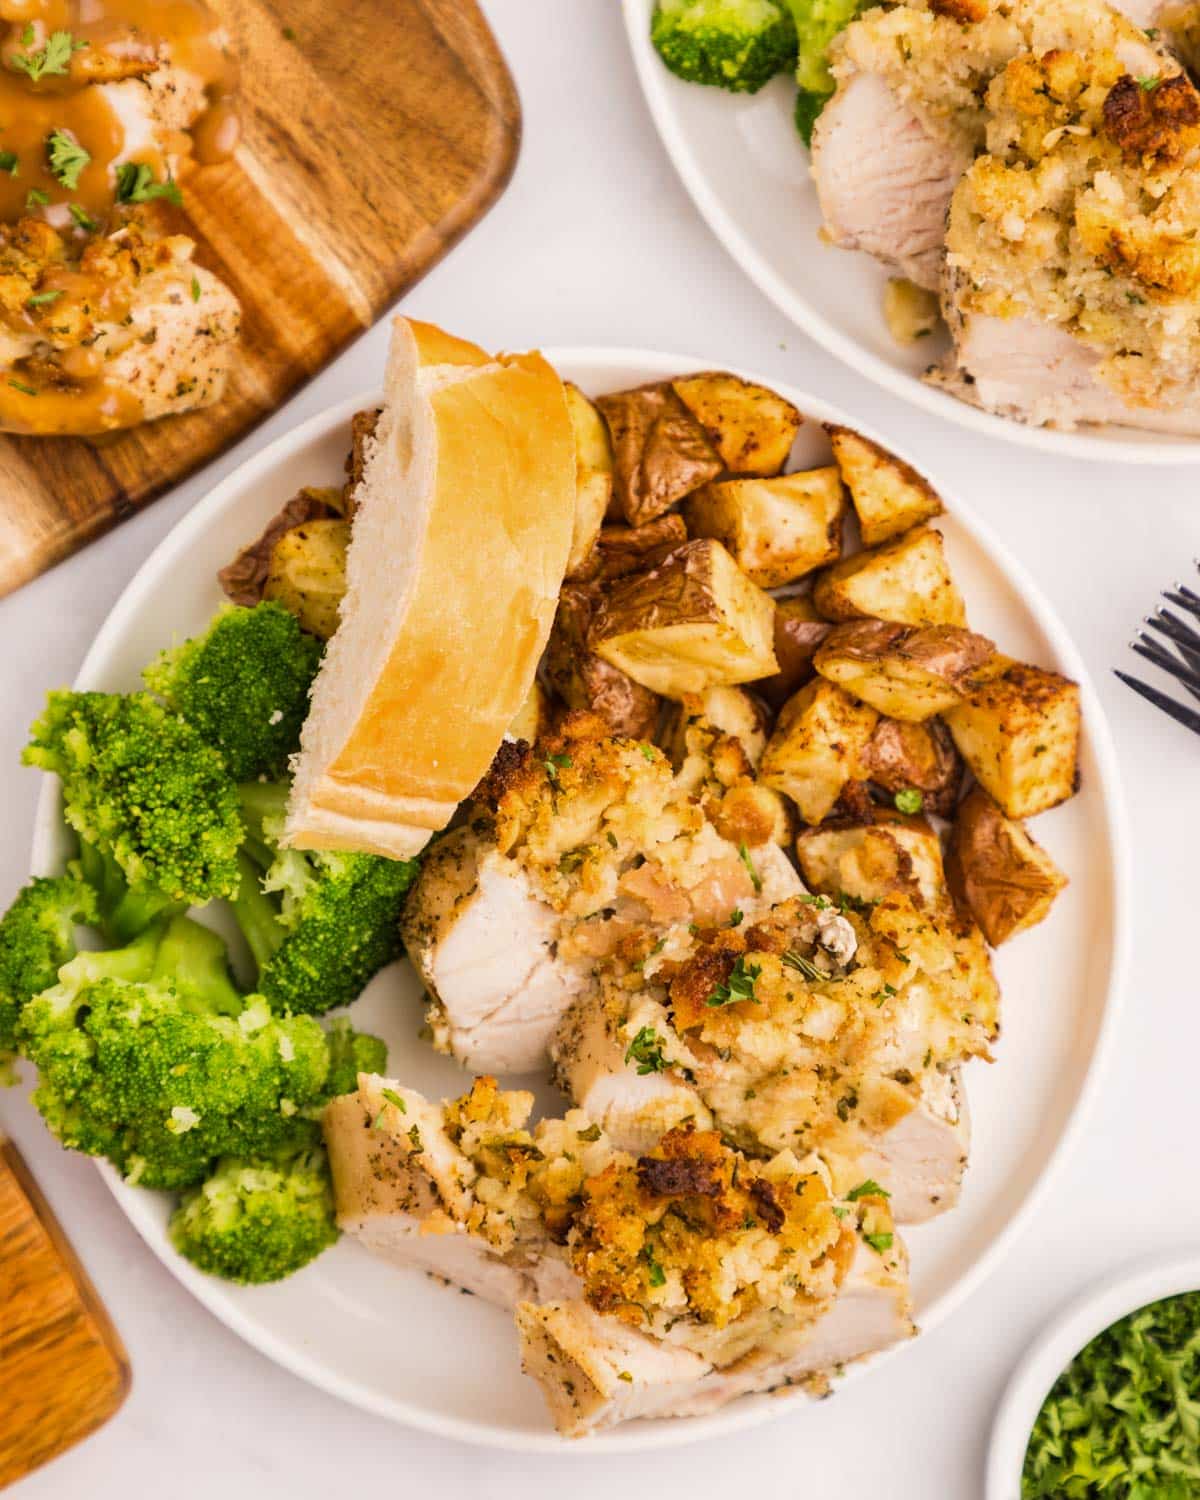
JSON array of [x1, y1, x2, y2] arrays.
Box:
[[3, 2, 1199, 1494]]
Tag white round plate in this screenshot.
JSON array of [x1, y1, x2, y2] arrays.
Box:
[[30, 350, 1130, 1451], [987, 1251, 1200, 1499], [622, 0, 1200, 463]]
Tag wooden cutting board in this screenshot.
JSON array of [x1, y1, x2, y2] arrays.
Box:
[[0, 0, 521, 598], [0, 1136, 130, 1487]]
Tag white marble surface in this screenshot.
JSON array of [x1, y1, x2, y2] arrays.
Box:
[[2, 2, 1199, 1494]]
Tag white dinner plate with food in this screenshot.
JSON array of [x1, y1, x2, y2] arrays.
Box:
[[622, 0, 1200, 464], [29, 347, 1130, 1451]]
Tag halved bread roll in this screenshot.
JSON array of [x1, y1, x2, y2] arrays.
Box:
[[285, 316, 577, 858]]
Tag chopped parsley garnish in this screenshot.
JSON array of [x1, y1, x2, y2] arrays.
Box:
[[407, 1124, 422, 1151], [728, 908, 744, 928], [282, 25, 297, 40], [26, 289, 61, 307], [831, 1206, 849, 1219], [799, 894, 832, 909], [782, 949, 826, 983], [68, 202, 97, 231], [47, 130, 90, 190], [544, 751, 572, 782], [114, 161, 183, 206], [380, 1087, 406, 1114], [640, 744, 656, 761], [190, 275, 201, 302], [25, 188, 48, 207], [873, 983, 897, 1007], [1022, 1292, 1200, 1498], [0, 151, 17, 176], [847, 1179, 890, 1202], [1137, 74, 1161, 91], [738, 842, 762, 893], [624, 1025, 667, 1075], [863, 1231, 893, 1254], [576, 1123, 602, 1142], [7, 378, 36, 396], [10, 29, 87, 83], [642, 1249, 667, 1287], [894, 788, 924, 815], [706, 955, 762, 1008]]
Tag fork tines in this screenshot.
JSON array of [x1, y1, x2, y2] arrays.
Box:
[[1116, 561, 1200, 737]]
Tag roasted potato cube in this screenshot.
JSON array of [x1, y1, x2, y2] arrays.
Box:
[[219, 486, 344, 607], [759, 678, 878, 825], [946, 787, 1068, 946], [944, 663, 1081, 819], [671, 371, 802, 477], [564, 383, 614, 579], [507, 679, 554, 747], [595, 383, 722, 525], [757, 595, 831, 711], [590, 539, 777, 699], [543, 585, 661, 740], [796, 809, 947, 910], [262, 518, 350, 640], [859, 716, 964, 817], [683, 468, 844, 588], [814, 621, 1005, 721], [660, 685, 770, 771], [587, 515, 689, 582], [812, 526, 966, 627], [826, 427, 943, 546]]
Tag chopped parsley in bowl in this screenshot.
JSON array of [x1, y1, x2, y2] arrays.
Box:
[[1022, 1291, 1200, 1499]]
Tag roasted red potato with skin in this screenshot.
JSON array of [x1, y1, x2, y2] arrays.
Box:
[[813, 526, 967, 628], [564, 383, 614, 580], [946, 786, 1068, 945], [683, 468, 845, 588], [581, 515, 690, 583], [826, 425, 943, 547], [543, 585, 662, 740], [672, 371, 802, 477], [858, 716, 964, 818], [759, 677, 878, 825], [944, 663, 1081, 819], [814, 621, 1006, 721], [590, 538, 778, 699], [596, 383, 722, 526], [756, 595, 832, 712]]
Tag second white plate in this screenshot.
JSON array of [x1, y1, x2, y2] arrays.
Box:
[[622, 0, 1200, 463], [30, 349, 1130, 1450]]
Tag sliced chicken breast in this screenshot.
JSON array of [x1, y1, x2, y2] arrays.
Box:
[[516, 1240, 914, 1438], [401, 827, 590, 1074], [811, 72, 970, 292], [931, 304, 1200, 435]]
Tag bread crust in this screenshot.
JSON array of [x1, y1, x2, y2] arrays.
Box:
[[285, 317, 576, 858]]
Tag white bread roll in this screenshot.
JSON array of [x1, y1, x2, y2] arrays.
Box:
[[285, 316, 576, 858]]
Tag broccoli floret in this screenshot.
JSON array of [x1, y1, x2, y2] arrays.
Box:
[[144, 603, 323, 782], [782, 0, 864, 100], [794, 85, 826, 145], [0, 875, 98, 1081], [169, 1143, 339, 1284], [74, 839, 186, 945], [24, 692, 243, 912], [231, 783, 418, 1016], [20, 916, 332, 1189], [324, 1016, 388, 1098], [652, 0, 797, 93]]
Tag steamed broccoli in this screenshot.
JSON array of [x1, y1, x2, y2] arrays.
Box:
[[74, 839, 186, 945], [24, 692, 243, 918], [20, 915, 333, 1189], [651, 0, 797, 93], [324, 1015, 388, 1097], [144, 603, 323, 781], [169, 1143, 339, 1284], [0, 875, 98, 1080], [783, 0, 865, 134], [231, 783, 418, 1016]]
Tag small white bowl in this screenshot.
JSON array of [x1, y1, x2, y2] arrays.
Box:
[[987, 1251, 1200, 1500]]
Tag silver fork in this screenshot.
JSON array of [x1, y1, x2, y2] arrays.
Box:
[[1114, 564, 1200, 736]]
